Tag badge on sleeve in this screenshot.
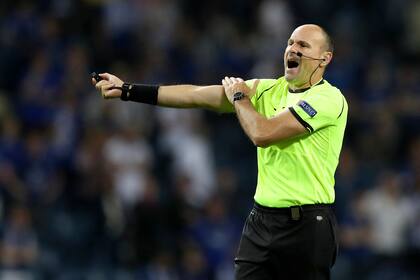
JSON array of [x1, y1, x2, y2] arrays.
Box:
[[298, 100, 317, 118]]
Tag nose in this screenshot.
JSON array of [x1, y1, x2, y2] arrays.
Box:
[[287, 48, 299, 57], [286, 44, 299, 55]]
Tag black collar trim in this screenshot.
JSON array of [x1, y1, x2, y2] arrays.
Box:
[[288, 79, 324, 93]]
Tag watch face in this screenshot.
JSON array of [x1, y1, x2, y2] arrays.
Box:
[[234, 92, 245, 101]]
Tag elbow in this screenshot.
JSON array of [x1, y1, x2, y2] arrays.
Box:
[[249, 123, 273, 148], [251, 135, 271, 148]]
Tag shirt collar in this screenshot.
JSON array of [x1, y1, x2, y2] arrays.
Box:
[[288, 79, 324, 94]]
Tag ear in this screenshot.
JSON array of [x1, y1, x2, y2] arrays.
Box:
[[320, 52, 333, 67]]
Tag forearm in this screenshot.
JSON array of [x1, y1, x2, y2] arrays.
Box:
[[94, 74, 233, 112], [158, 85, 233, 112], [234, 99, 269, 146], [234, 99, 306, 147]]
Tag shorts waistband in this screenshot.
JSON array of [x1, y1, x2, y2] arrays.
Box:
[[253, 201, 333, 214]]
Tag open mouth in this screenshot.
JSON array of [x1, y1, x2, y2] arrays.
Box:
[[287, 60, 299, 68]]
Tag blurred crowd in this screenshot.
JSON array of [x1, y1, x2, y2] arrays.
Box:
[[0, 0, 419, 279]]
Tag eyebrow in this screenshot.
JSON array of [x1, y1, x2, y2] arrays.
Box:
[[288, 39, 311, 48]]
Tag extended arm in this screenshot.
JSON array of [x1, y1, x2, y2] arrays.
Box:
[[92, 73, 233, 113], [222, 77, 307, 147], [158, 84, 232, 112]]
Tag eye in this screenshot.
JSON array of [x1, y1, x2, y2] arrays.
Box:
[[299, 41, 311, 48], [288, 40, 293, 46]]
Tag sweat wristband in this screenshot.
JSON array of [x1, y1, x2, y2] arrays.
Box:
[[120, 83, 159, 105]]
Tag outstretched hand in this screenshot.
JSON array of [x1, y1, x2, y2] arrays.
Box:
[[92, 73, 124, 99], [222, 77, 260, 104]]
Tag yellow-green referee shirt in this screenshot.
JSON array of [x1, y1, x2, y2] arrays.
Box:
[[248, 77, 348, 208]]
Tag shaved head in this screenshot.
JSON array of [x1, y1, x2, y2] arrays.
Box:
[[318, 25, 334, 53], [297, 24, 334, 53]]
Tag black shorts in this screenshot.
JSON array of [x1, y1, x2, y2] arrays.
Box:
[[234, 202, 338, 280]]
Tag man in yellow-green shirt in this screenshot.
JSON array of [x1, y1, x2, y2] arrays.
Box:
[[93, 24, 347, 279]]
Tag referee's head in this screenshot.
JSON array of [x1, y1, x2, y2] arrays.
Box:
[[284, 24, 334, 88]]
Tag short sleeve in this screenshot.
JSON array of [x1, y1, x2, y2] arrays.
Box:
[[289, 88, 345, 132]]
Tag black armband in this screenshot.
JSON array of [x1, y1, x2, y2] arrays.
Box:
[[120, 83, 159, 105]]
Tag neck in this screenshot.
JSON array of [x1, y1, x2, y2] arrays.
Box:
[[288, 77, 323, 91]]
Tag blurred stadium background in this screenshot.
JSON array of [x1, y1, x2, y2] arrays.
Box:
[[0, 0, 419, 279]]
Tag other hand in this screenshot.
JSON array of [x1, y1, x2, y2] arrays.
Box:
[[222, 77, 259, 104]]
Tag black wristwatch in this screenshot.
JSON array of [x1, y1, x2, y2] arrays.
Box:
[[233, 92, 246, 102]]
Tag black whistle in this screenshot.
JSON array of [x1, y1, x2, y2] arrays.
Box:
[[91, 72, 103, 82]]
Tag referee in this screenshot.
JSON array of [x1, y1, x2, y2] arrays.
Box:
[[93, 24, 347, 279]]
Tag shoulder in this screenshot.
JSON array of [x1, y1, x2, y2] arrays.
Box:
[[248, 78, 285, 105], [301, 80, 347, 119], [249, 77, 288, 96], [310, 80, 346, 105], [246, 78, 279, 90]]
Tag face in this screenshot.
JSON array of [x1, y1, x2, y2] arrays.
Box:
[[284, 25, 328, 88]]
